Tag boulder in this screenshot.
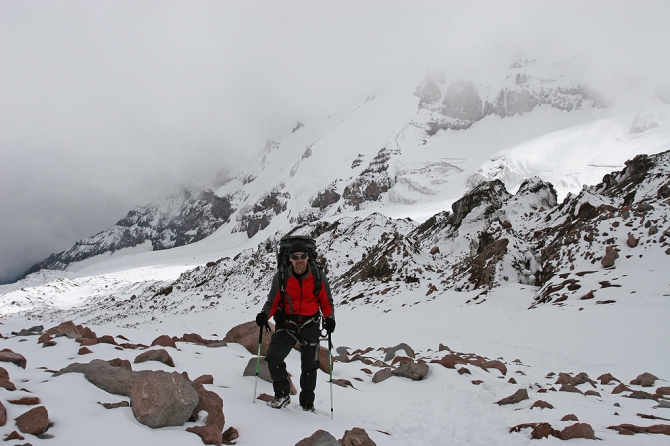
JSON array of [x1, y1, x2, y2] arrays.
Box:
[[484, 360, 507, 376], [433, 354, 467, 369], [656, 387, 670, 396], [0, 367, 16, 391], [78, 347, 93, 355], [134, 349, 175, 367], [151, 335, 177, 349], [0, 400, 5, 426], [340, 427, 377, 446], [496, 389, 529, 405], [559, 384, 583, 394], [558, 423, 596, 440], [223, 321, 274, 356], [510, 422, 557, 439], [608, 423, 670, 435], [98, 335, 118, 345], [372, 368, 393, 383], [108, 358, 132, 370], [627, 233, 639, 248], [190, 381, 225, 433], [530, 400, 554, 410], [601, 247, 619, 267], [11, 325, 43, 336], [391, 360, 428, 381], [383, 343, 416, 362], [7, 397, 40, 406], [38, 321, 82, 343], [194, 374, 214, 385], [0, 350, 27, 369], [15, 406, 50, 436], [130, 371, 199, 428], [612, 383, 632, 394], [295, 429, 340, 446], [243, 357, 273, 382], [597, 373, 620, 384], [630, 372, 659, 387], [54, 359, 137, 396], [561, 414, 579, 421]]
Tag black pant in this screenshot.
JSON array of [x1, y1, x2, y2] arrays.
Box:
[[265, 320, 320, 407]]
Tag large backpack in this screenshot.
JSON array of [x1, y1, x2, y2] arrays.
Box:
[[275, 235, 324, 312]]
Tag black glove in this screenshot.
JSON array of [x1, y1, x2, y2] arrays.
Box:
[[256, 312, 268, 327], [323, 317, 336, 334]]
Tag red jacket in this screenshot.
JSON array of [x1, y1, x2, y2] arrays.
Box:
[[263, 266, 334, 319]]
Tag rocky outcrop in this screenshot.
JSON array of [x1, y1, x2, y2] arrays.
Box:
[[234, 187, 291, 238], [25, 188, 236, 275]]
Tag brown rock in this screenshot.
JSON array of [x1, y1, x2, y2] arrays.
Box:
[[54, 359, 137, 396], [99, 401, 130, 409], [0, 350, 27, 369], [78, 347, 93, 355], [601, 247, 619, 267], [472, 380, 483, 385], [190, 381, 225, 433], [558, 423, 596, 440], [15, 405, 50, 435], [223, 321, 274, 356], [98, 335, 118, 345], [81, 327, 97, 339], [391, 360, 428, 381], [430, 246, 440, 255], [612, 383, 632, 394], [531, 400, 554, 410], [630, 372, 658, 387], [372, 368, 393, 383], [0, 367, 16, 391], [256, 393, 273, 403], [484, 360, 507, 376], [458, 367, 471, 376], [194, 374, 214, 385], [608, 423, 670, 435], [579, 290, 596, 300], [79, 338, 98, 346], [627, 390, 656, 400], [4, 430, 24, 441], [295, 429, 340, 446], [130, 371, 199, 428], [585, 390, 601, 397], [222, 426, 239, 444], [560, 384, 584, 394], [433, 354, 467, 369], [340, 427, 377, 446], [151, 335, 177, 349], [507, 377, 517, 384], [7, 397, 40, 406], [656, 387, 670, 396], [134, 349, 175, 367], [0, 401, 5, 426], [496, 388, 529, 405], [510, 422, 556, 439], [597, 373, 620, 384], [561, 414, 579, 421], [38, 321, 82, 343], [627, 233, 639, 248], [108, 358, 132, 370], [186, 426, 222, 446]]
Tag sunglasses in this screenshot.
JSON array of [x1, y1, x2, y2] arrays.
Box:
[[290, 253, 309, 260]]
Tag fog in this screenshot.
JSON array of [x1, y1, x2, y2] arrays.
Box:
[[1, 0, 669, 283]]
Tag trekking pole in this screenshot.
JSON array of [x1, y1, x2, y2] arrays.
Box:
[[328, 332, 334, 419], [253, 323, 269, 403]]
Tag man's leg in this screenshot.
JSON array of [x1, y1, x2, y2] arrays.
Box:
[[265, 330, 295, 397], [298, 323, 321, 408]]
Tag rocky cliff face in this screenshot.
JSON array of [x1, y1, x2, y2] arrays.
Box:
[[24, 188, 235, 275], [416, 60, 605, 135]]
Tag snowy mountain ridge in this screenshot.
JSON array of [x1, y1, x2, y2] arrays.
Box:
[[21, 58, 670, 280]]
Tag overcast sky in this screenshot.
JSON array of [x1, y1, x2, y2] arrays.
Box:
[[1, 0, 669, 284]]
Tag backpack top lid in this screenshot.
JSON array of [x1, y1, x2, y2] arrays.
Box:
[[277, 235, 317, 269]]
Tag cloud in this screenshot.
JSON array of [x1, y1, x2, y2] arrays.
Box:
[[1, 0, 669, 283]]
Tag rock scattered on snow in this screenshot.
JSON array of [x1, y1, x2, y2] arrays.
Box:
[[496, 388, 529, 405], [15, 405, 50, 436], [134, 349, 175, 367]]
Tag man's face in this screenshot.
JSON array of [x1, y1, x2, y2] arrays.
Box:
[[290, 252, 308, 275]]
